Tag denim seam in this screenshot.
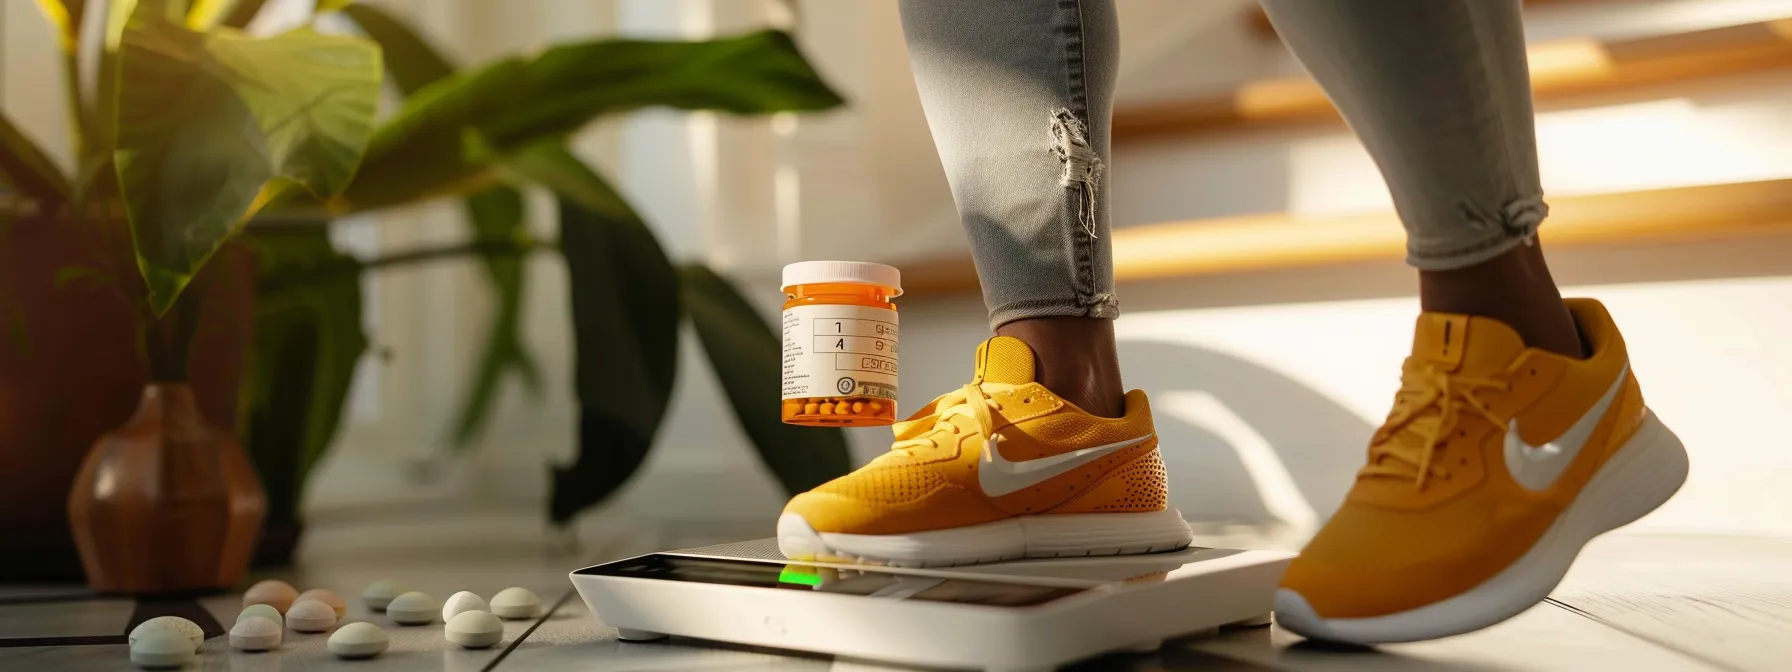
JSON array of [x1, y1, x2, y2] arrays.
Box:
[[1406, 229, 1526, 270], [1059, 0, 1100, 318], [989, 297, 1118, 329], [1463, 2, 1529, 229]]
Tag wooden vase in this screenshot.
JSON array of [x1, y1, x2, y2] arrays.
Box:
[[1, 210, 255, 581], [67, 383, 266, 594]]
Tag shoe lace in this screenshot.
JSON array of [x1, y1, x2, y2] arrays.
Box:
[[890, 382, 1009, 454], [1361, 360, 1509, 489]]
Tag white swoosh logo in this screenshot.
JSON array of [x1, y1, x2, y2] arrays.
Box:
[[1504, 364, 1628, 492], [978, 433, 1154, 498]]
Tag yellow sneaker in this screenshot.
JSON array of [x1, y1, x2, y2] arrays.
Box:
[[1275, 298, 1689, 643], [778, 336, 1194, 567]]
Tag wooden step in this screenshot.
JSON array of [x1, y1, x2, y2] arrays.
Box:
[[1245, 0, 1590, 40], [899, 179, 1792, 297], [1115, 19, 1792, 142]]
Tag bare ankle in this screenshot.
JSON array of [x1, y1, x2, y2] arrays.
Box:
[[1419, 240, 1586, 357], [993, 316, 1126, 418]]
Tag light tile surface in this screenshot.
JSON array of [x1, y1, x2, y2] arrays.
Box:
[[1551, 533, 1792, 672], [0, 599, 134, 640], [0, 506, 1774, 671]]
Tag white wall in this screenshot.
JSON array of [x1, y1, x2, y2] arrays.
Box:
[[715, 0, 1792, 542], [14, 0, 1792, 543]]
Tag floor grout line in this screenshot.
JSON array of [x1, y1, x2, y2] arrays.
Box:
[[479, 586, 579, 671], [1544, 597, 1747, 672]]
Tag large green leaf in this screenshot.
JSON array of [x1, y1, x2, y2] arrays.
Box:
[[337, 58, 526, 211], [240, 225, 368, 526], [680, 264, 851, 497], [545, 160, 681, 523], [113, 12, 381, 313], [205, 27, 382, 200], [337, 3, 542, 448], [448, 185, 542, 448], [339, 3, 453, 94], [114, 15, 271, 312], [0, 111, 71, 204], [481, 30, 845, 149], [341, 29, 843, 211]]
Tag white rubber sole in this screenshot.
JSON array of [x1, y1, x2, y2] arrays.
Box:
[[1275, 410, 1689, 644], [778, 508, 1196, 568]]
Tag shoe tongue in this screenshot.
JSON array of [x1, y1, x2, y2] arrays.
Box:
[[972, 337, 1037, 385], [1410, 311, 1528, 373]]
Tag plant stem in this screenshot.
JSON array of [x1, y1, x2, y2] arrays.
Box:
[[62, 47, 90, 173], [145, 298, 200, 382], [361, 239, 551, 271], [254, 239, 551, 300]]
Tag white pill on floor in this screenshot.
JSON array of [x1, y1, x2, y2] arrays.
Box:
[[362, 579, 405, 611], [128, 616, 203, 652], [442, 590, 487, 622], [287, 599, 337, 632], [489, 587, 540, 620], [386, 591, 437, 625], [244, 579, 298, 614], [296, 588, 347, 618], [230, 616, 282, 651], [445, 611, 504, 649], [327, 622, 389, 659], [130, 631, 196, 669], [238, 603, 282, 628]]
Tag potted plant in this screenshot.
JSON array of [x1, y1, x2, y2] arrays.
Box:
[[1, 0, 857, 579], [233, 4, 856, 561], [0, 0, 387, 592]]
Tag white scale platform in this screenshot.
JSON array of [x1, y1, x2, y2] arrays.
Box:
[[569, 538, 1294, 672]]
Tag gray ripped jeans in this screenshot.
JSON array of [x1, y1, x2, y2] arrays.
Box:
[[900, 0, 1545, 328]]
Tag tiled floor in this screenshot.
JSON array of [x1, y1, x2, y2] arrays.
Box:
[[1, 504, 1779, 671]]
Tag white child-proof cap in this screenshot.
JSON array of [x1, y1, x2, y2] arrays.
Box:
[[781, 261, 903, 296]]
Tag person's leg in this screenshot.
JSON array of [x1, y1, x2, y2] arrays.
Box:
[[1260, 0, 1581, 356], [899, 0, 1126, 417], [1260, 1, 1688, 644], [778, 0, 1196, 568]]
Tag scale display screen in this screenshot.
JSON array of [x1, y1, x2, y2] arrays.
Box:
[[580, 554, 1089, 607]]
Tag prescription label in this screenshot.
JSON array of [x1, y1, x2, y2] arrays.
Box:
[[782, 305, 899, 401]]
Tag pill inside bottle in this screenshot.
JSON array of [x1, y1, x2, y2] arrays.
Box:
[[781, 261, 901, 427]]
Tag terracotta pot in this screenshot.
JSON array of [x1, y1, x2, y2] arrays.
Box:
[[0, 211, 253, 582], [67, 384, 266, 594]]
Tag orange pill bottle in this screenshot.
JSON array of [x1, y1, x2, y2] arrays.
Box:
[[781, 261, 901, 427]]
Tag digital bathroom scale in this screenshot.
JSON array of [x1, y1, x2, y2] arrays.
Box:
[[569, 538, 1294, 672]]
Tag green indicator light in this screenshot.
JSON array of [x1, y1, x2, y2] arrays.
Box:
[[779, 566, 822, 587]]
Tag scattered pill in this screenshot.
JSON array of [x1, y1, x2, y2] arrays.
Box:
[[869, 401, 883, 411], [852, 402, 865, 413], [238, 604, 282, 628], [230, 616, 282, 651], [362, 579, 405, 611], [296, 588, 346, 618], [442, 591, 487, 622], [386, 591, 437, 625], [327, 622, 389, 659], [244, 579, 299, 614], [836, 402, 853, 414], [129, 616, 203, 652], [803, 402, 819, 414], [287, 599, 337, 632], [489, 587, 541, 620], [131, 631, 196, 669], [818, 404, 834, 415], [445, 610, 504, 649]]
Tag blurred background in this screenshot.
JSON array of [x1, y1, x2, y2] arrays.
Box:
[[5, 0, 1792, 575]]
